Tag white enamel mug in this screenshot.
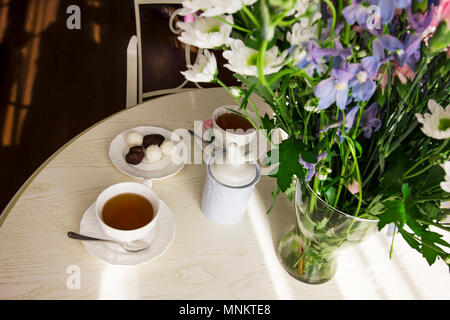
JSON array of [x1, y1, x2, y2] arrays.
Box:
[[212, 105, 259, 148], [201, 151, 261, 225]]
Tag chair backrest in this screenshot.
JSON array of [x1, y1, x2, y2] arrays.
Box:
[[134, 0, 203, 103]]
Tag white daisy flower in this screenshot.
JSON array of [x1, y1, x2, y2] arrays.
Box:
[[177, 15, 233, 49], [440, 161, 450, 193], [180, 0, 257, 17], [223, 39, 288, 76], [181, 49, 217, 82], [415, 99, 450, 140], [287, 0, 320, 18], [287, 18, 318, 47]]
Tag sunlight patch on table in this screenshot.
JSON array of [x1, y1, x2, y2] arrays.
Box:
[[247, 191, 294, 300], [98, 264, 141, 299]]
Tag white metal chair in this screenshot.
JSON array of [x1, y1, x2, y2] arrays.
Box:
[[126, 0, 203, 107]]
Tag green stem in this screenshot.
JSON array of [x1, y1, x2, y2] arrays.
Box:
[[271, 8, 291, 26], [383, 59, 428, 155], [303, 112, 312, 144], [323, 0, 336, 38], [403, 163, 435, 180], [389, 224, 397, 259], [402, 139, 448, 179], [257, 40, 269, 88], [334, 148, 350, 208], [214, 16, 252, 33], [344, 136, 363, 216], [317, 0, 322, 39], [415, 219, 450, 232], [241, 4, 261, 29], [279, 17, 300, 27]]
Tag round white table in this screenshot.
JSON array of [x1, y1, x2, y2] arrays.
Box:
[[0, 88, 449, 299]]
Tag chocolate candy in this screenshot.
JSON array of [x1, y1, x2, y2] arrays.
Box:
[[129, 145, 145, 154], [143, 134, 165, 148], [125, 147, 145, 165]]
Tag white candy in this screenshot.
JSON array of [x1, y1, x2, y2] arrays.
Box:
[[146, 145, 162, 162], [160, 140, 177, 156], [126, 132, 143, 147]]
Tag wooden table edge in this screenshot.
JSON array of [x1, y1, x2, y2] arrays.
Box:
[[0, 95, 169, 228]]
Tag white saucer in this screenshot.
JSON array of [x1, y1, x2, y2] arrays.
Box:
[[79, 200, 175, 266], [109, 126, 185, 181]]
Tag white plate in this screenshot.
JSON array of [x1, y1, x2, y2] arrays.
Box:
[[79, 200, 175, 266], [109, 126, 185, 181]]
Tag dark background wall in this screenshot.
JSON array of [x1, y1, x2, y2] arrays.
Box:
[[0, 0, 235, 212]]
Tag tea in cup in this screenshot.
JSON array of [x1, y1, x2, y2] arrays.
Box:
[[95, 182, 160, 243]]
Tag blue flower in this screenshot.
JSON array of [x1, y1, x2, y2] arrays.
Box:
[[376, 0, 412, 24], [297, 41, 352, 77], [343, 1, 371, 26], [320, 105, 361, 133], [299, 151, 328, 181], [377, 34, 422, 67], [349, 56, 380, 101], [360, 103, 382, 138], [314, 64, 358, 110], [407, 6, 434, 33]]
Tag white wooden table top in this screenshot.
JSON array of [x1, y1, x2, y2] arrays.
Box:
[[0, 87, 449, 300]]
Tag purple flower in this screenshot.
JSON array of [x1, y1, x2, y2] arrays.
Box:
[[297, 41, 352, 77], [314, 64, 358, 110], [377, 34, 421, 67], [360, 103, 382, 138], [375, 0, 412, 24], [407, 6, 434, 33], [372, 38, 386, 60], [310, 41, 352, 61], [349, 56, 380, 101], [321, 19, 345, 39], [299, 152, 328, 181], [343, 1, 371, 26], [320, 106, 361, 133]]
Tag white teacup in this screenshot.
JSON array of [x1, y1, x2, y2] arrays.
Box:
[[212, 105, 259, 148], [95, 182, 160, 243]]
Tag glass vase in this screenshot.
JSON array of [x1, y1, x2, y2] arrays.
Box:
[[277, 179, 378, 284]]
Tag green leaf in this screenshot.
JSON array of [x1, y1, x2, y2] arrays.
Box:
[[421, 229, 450, 248], [260, 113, 276, 132], [378, 200, 406, 230], [267, 187, 281, 214], [429, 21, 450, 54], [420, 202, 446, 221], [354, 140, 363, 157], [399, 229, 421, 254], [324, 186, 337, 205], [401, 183, 410, 199], [272, 136, 307, 192], [421, 240, 445, 265]]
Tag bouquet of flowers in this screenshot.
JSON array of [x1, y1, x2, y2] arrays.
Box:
[[176, 0, 450, 273]]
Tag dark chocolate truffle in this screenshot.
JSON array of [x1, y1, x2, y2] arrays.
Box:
[[125, 150, 144, 165], [143, 134, 165, 148], [129, 145, 145, 154]]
